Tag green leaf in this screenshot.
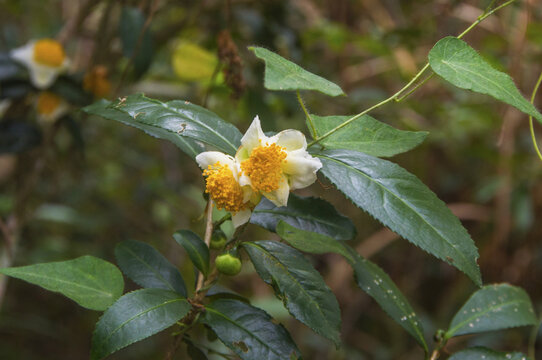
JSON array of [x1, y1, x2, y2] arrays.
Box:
[[114, 240, 187, 296], [0, 255, 123, 311], [276, 221, 352, 259], [346, 247, 427, 351], [251, 194, 356, 240], [173, 230, 210, 276], [315, 149, 482, 286], [83, 99, 205, 159], [250, 46, 345, 97], [243, 241, 341, 346], [185, 339, 209, 360], [276, 223, 428, 352], [119, 7, 154, 78], [446, 283, 537, 338], [448, 347, 529, 360], [428, 37, 542, 124], [91, 289, 191, 360], [83, 94, 242, 156], [310, 114, 428, 157], [203, 298, 300, 360]]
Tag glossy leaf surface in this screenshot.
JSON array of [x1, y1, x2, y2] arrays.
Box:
[[83, 99, 204, 159], [446, 284, 537, 338], [91, 289, 190, 360], [250, 47, 344, 96], [315, 149, 482, 286], [115, 240, 187, 296], [429, 37, 542, 124], [173, 230, 210, 276], [448, 347, 528, 360], [310, 114, 427, 157], [243, 241, 341, 346], [277, 223, 427, 351], [203, 299, 300, 360], [0, 255, 123, 311], [251, 194, 356, 240]]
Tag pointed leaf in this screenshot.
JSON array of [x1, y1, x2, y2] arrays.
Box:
[[314, 149, 482, 286], [277, 222, 428, 352], [115, 240, 187, 296], [0, 256, 123, 311], [173, 230, 210, 276], [83, 99, 204, 159], [429, 37, 542, 124], [310, 114, 427, 157], [203, 299, 300, 360], [449, 347, 529, 360], [251, 194, 356, 240], [446, 284, 537, 338], [91, 289, 191, 360], [276, 221, 352, 259], [250, 47, 344, 96], [243, 241, 341, 346]]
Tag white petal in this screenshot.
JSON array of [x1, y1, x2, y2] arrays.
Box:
[[276, 129, 307, 151], [263, 175, 290, 207], [282, 150, 322, 190], [10, 42, 34, 68], [232, 208, 252, 228], [241, 115, 267, 152], [195, 151, 235, 172], [29, 64, 62, 89]]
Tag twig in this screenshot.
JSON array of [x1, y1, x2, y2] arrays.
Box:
[[196, 199, 214, 292]]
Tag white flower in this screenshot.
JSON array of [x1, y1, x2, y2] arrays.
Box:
[[36, 92, 68, 124], [10, 39, 70, 89], [195, 151, 259, 228], [235, 116, 322, 207]]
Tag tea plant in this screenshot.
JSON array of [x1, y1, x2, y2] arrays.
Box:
[[1, 1, 541, 359]]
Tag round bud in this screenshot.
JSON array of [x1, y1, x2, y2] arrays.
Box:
[[215, 253, 242, 276], [210, 229, 227, 250]]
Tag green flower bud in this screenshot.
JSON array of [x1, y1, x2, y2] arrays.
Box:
[[215, 253, 242, 276], [210, 229, 228, 250]]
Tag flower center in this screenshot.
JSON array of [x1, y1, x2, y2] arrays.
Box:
[[241, 143, 287, 193], [33, 39, 65, 67], [203, 161, 246, 212], [37, 92, 61, 115]]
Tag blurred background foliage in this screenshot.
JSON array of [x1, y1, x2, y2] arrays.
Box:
[[0, 0, 541, 359]]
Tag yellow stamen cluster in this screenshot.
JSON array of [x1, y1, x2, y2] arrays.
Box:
[[37, 92, 61, 115], [33, 39, 65, 67], [241, 143, 287, 193], [203, 162, 246, 212]]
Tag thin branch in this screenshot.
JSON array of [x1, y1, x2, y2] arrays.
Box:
[[196, 199, 214, 292]]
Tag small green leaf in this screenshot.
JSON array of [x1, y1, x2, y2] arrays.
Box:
[[315, 149, 482, 286], [203, 298, 300, 360], [429, 37, 542, 124], [119, 7, 154, 78], [310, 114, 427, 157], [276, 223, 427, 352], [448, 347, 529, 360], [276, 221, 352, 259], [83, 99, 204, 159], [446, 283, 537, 338], [115, 240, 187, 296], [243, 241, 341, 346], [251, 194, 356, 240], [250, 47, 345, 96], [91, 289, 191, 360], [173, 230, 210, 276], [0, 255, 124, 311]]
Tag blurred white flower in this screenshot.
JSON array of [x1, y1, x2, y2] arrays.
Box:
[[36, 92, 68, 123], [11, 39, 70, 89], [235, 116, 322, 207]]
